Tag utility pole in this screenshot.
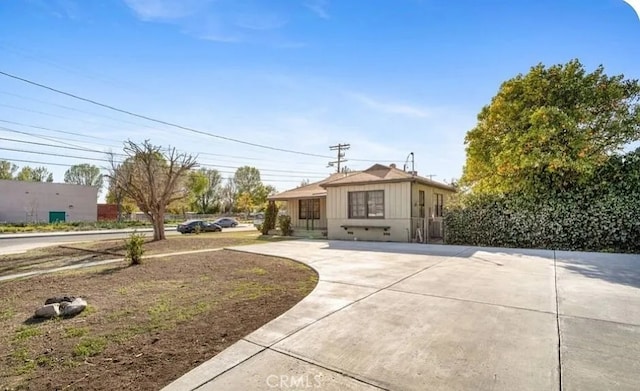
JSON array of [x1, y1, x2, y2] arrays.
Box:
[[328, 143, 350, 173]]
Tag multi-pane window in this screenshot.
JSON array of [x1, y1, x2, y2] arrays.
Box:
[[348, 190, 384, 219], [419, 190, 425, 218], [434, 193, 444, 217], [299, 199, 320, 219]]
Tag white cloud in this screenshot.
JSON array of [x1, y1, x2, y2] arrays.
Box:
[[122, 0, 213, 21], [304, 0, 330, 19], [234, 13, 288, 30], [122, 0, 297, 44], [346, 92, 431, 118]]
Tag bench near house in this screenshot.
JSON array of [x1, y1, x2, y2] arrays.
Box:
[[269, 163, 456, 242]]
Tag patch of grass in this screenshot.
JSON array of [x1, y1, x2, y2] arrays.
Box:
[[175, 301, 212, 322], [13, 325, 42, 341], [241, 267, 268, 276], [80, 304, 97, 317], [64, 326, 88, 339], [148, 298, 172, 319], [107, 309, 134, 321], [229, 281, 282, 300], [35, 355, 54, 367], [116, 287, 130, 295], [297, 274, 319, 294], [0, 307, 16, 321], [12, 347, 36, 375], [73, 337, 107, 358]]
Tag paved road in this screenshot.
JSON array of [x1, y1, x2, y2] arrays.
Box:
[[165, 240, 640, 391], [0, 225, 256, 255]]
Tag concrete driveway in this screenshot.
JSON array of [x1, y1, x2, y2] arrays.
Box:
[[164, 240, 640, 391]]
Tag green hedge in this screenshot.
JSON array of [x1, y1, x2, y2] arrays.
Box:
[[444, 192, 640, 253]]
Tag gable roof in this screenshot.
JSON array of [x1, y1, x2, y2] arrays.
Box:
[[269, 172, 360, 200], [321, 164, 456, 191]]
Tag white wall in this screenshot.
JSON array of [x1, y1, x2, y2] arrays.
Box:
[[0, 180, 98, 223], [285, 198, 327, 230], [326, 182, 411, 242]]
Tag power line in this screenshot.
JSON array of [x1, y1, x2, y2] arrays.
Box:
[[0, 122, 339, 174], [0, 118, 337, 168], [3, 157, 311, 184], [0, 70, 335, 159], [0, 119, 123, 144], [0, 132, 334, 176], [0, 90, 168, 133]]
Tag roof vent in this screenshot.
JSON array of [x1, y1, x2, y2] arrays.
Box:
[[389, 163, 396, 169]]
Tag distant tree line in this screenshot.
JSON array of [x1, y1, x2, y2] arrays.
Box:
[[1, 160, 104, 190]]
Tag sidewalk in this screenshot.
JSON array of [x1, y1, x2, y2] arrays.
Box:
[[0, 226, 177, 239], [0, 247, 223, 282]]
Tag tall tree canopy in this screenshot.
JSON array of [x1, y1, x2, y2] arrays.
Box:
[[109, 140, 197, 241], [187, 168, 222, 214], [0, 160, 17, 180], [232, 166, 275, 209], [233, 166, 262, 196], [15, 166, 53, 182], [462, 59, 640, 196], [64, 164, 104, 193]]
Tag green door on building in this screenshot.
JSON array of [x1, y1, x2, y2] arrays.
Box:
[[49, 211, 66, 223]]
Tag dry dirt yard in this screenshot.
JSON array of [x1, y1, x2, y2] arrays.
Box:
[[0, 237, 317, 390], [0, 232, 286, 277]]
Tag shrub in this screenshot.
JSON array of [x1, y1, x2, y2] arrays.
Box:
[[124, 231, 145, 265], [261, 201, 278, 235], [278, 215, 293, 236], [444, 191, 640, 253]]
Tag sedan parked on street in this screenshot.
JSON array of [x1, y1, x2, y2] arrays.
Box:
[[213, 217, 238, 228], [177, 220, 222, 234]]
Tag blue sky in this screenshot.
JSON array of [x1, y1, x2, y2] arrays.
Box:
[[1, 0, 639, 199]]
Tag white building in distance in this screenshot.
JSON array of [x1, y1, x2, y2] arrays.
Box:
[[0, 180, 98, 223]]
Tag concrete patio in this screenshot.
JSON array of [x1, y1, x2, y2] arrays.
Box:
[[164, 240, 640, 391]]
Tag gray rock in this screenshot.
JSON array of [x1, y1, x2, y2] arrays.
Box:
[[61, 298, 87, 316], [35, 303, 60, 318], [45, 296, 75, 305]]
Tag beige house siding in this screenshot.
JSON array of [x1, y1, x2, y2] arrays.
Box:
[[285, 198, 327, 230], [0, 180, 98, 223], [326, 182, 411, 242], [410, 183, 456, 239]]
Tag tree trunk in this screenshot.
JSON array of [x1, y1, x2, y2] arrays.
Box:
[[152, 208, 166, 241]]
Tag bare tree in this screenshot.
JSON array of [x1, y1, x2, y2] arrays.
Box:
[[108, 140, 197, 241]]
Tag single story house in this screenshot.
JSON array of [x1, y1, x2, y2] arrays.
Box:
[[270, 163, 456, 242], [0, 180, 98, 223]]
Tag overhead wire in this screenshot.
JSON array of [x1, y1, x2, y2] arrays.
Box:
[[0, 70, 338, 159]]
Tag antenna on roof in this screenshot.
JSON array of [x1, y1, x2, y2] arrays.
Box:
[[403, 152, 414, 175]]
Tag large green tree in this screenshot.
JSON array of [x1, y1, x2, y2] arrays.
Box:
[[15, 166, 53, 182], [233, 166, 262, 196], [462, 59, 640, 196], [232, 166, 276, 210], [64, 163, 104, 194], [0, 160, 17, 180], [187, 168, 222, 214]]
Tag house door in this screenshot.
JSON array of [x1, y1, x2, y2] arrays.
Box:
[[299, 199, 320, 230], [49, 211, 66, 223]]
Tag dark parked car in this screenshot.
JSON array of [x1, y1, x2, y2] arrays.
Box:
[[177, 220, 222, 234], [213, 217, 238, 228]]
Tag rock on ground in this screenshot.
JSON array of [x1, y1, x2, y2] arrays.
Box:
[[35, 303, 60, 318]]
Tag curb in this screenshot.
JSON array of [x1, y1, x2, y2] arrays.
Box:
[[0, 227, 178, 240]]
